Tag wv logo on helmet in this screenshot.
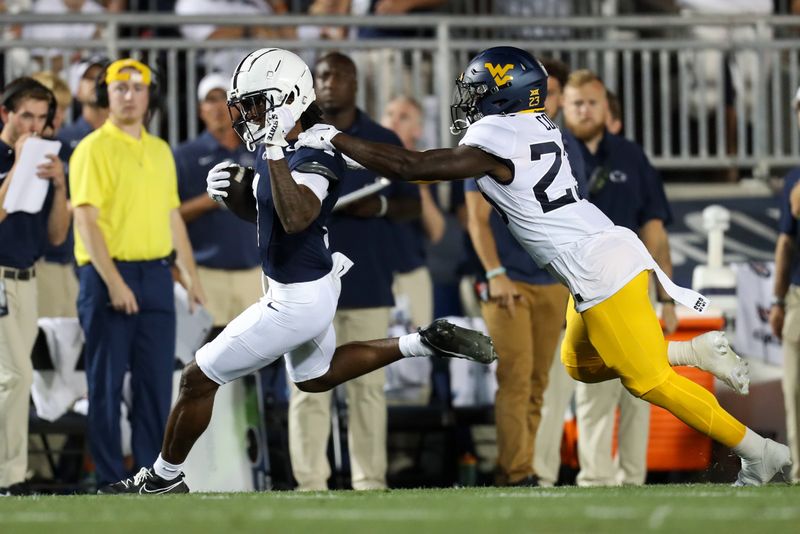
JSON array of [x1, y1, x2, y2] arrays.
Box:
[[484, 63, 515, 86]]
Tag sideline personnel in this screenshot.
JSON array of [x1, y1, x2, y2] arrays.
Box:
[[70, 59, 205, 487]]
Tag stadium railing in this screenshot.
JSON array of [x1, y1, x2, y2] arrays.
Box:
[[3, 13, 800, 174]]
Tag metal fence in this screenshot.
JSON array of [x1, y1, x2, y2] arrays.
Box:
[[3, 13, 800, 174]]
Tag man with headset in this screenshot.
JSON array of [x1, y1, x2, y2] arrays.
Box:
[[69, 58, 205, 488], [0, 77, 70, 495]]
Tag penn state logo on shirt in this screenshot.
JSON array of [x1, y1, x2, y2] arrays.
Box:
[[198, 155, 215, 166], [609, 170, 628, 183]]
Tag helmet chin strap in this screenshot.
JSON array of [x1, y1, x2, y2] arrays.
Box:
[[450, 119, 469, 135]]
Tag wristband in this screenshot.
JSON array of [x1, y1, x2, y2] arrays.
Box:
[[486, 266, 507, 280], [265, 145, 284, 161], [376, 194, 388, 217], [772, 297, 786, 308]]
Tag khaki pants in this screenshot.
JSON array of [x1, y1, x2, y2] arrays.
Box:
[[0, 275, 38, 487], [575, 380, 650, 486], [289, 307, 391, 490], [36, 260, 78, 318], [482, 281, 568, 485], [782, 284, 800, 483], [533, 332, 575, 487], [196, 266, 263, 326], [392, 266, 433, 328]]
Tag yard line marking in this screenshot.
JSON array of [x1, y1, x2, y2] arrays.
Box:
[[648, 505, 672, 530]]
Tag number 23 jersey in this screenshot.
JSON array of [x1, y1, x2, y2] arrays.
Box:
[[461, 113, 664, 312]]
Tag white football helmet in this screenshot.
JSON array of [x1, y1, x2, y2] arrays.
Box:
[[227, 48, 316, 151]]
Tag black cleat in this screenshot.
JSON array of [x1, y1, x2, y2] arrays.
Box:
[[418, 319, 497, 364], [97, 467, 190, 495]]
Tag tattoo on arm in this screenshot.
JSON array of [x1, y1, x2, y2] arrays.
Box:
[[267, 158, 322, 234]]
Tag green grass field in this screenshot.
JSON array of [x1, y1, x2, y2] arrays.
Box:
[[2, 484, 799, 534]]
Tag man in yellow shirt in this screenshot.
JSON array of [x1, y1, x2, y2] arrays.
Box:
[[70, 59, 205, 488]]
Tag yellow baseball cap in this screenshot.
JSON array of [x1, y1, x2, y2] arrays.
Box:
[[105, 58, 152, 86]]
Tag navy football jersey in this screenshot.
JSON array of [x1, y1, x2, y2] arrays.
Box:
[[253, 142, 345, 283]]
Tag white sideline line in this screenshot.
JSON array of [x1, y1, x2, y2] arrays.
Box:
[[648, 505, 672, 530]]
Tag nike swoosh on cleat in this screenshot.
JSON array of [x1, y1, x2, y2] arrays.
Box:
[[139, 480, 184, 495]]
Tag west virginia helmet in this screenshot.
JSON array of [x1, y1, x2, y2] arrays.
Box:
[[228, 48, 316, 151], [451, 46, 549, 133]]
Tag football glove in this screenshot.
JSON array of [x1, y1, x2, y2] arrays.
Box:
[[207, 160, 233, 202], [296, 123, 341, 152], [263, 107, 295, 147]]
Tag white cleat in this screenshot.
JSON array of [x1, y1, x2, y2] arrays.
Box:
[[734, 439, 792, 487], [691, 331, 750, 395]]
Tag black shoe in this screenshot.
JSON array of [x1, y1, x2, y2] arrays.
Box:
[[97, 467, 190, 495], [509, 475, 540, 487], [0, 482, 34, 496], [418, 319, 497, 364]]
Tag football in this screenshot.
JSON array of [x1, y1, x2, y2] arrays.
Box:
[[221, 166, 256, 221]]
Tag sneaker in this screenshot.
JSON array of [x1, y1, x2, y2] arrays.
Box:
[[418, 319, 497, 364], [691, 331, 749, 395], [734, 438, 792, 487], [97, 467, 190, 495]]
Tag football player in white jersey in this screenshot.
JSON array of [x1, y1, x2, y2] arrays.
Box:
[[295, 45, 792, 486]]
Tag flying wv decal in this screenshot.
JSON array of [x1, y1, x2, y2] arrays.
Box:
[[484, 63, 514, 86]]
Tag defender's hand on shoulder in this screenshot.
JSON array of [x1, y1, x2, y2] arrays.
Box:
[[296, 123, 340, 151]]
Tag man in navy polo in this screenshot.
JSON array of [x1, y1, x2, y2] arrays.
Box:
[[288, 52, 421, 491], [769, 85, 800, 484], [464, 57, 587, 487], [380, 96, 443, 330], [0, 78, 70, 495], [563, 69, 676, 487], [174, 73, 260, 330]]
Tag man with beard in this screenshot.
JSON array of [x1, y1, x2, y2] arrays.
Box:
[[562, 69, 679, 487]]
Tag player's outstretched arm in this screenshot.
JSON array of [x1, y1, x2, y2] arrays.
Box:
[[297, 124, 511, 183]]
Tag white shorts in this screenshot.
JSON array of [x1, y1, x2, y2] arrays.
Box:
[[196, 253, 353, 384]]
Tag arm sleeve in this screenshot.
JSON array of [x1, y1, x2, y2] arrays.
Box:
[[292, 171, 330, 203], [69, 140, 107, 209]]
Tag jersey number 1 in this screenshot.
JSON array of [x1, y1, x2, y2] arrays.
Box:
[[530, 141, 578, 214]]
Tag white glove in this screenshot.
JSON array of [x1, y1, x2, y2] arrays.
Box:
[[296, 123, 341, 152], [263, 106, 295, 147], [207, 160, 234, 202]]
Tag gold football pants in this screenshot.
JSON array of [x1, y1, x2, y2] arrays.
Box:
[[561, 270, 745, 448]]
